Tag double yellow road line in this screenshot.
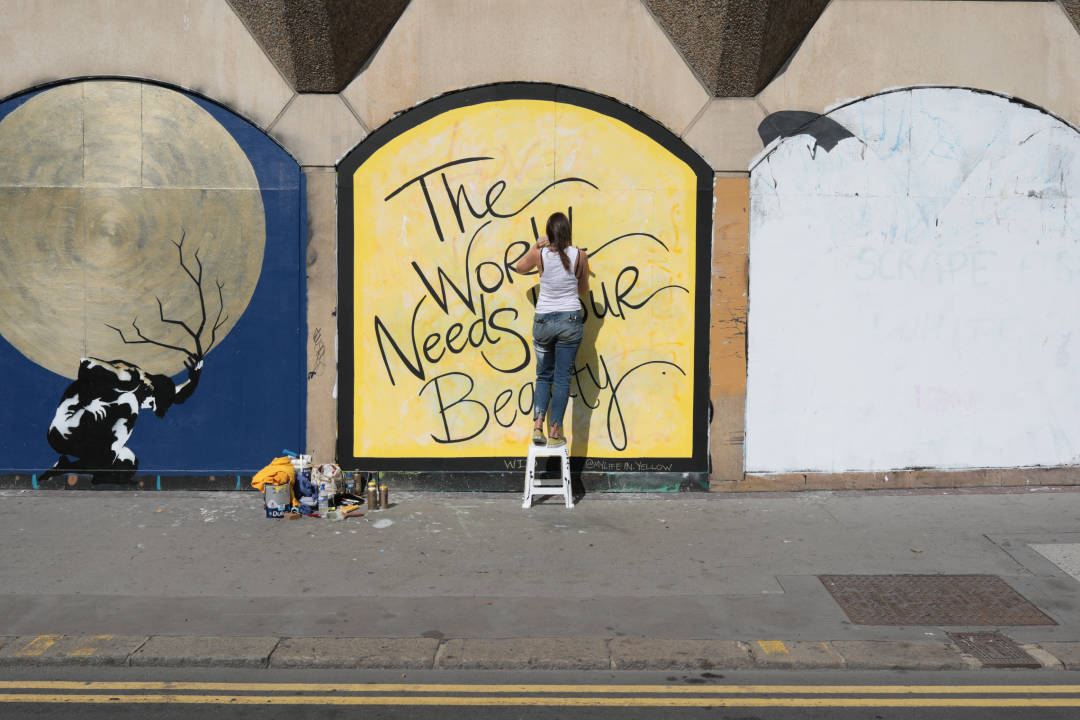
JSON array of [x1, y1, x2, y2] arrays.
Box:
[[3, 682, 1080, 707]]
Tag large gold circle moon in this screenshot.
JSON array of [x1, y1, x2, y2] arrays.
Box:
[[0, 80, 265, 378]]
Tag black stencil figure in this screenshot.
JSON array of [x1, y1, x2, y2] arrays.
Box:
[[42, 230, 226, 484], [42, 357, 202, 484]]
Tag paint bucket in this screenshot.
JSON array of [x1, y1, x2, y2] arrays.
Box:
[[264, 483, 290, 518]]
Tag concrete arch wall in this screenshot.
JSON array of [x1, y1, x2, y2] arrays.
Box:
[[266, 0, 745, 476], [696, 1, 1080, 489], [7, 1, 1080, 174], [0, 0, 294, 132], [4, 0, 1080, 488], [690, 0, 1080, 173], [339, 0, 710, 142], [758, 0, 1080, 130]]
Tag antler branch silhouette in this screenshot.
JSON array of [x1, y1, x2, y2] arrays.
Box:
[[106, 229, 228, 363]]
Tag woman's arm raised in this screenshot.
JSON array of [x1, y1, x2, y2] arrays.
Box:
[[515, 235, 549, 274], [576, 249, 589, 295]]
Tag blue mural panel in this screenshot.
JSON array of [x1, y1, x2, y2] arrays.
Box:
[[0, 79, 304, 481]]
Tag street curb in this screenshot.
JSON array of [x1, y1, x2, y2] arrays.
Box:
[[1034, 642, 1080, 670], [0, 635, 148, 666], [269, 637, 440, 669], [609, 638, 752, 670], [829, 640, 974, 670], [1, 634, 1079, 671], [129, 635, 281, 668], [435, 638, 610, 670], [748, 640, 846, 669]]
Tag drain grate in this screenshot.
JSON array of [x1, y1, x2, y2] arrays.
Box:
[[819, 575, 1056, 626], [948, 632, 1042, 668]]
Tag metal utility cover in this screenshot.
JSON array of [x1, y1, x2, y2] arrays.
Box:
[[819, 575, 1056, 626], [947, 631, 1042, 668]]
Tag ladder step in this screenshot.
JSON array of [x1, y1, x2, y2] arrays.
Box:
[[523, 442, 574, 507]]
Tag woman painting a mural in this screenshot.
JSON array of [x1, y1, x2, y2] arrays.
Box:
[[515, 212, 590, 447]]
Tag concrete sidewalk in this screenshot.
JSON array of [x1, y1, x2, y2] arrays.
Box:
[[3, 486, 1080, 671]]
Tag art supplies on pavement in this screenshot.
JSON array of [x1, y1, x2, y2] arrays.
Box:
[[251, 456, 384, 521]]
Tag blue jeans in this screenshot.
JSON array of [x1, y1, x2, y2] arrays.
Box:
[[532, 311, 584, 428]]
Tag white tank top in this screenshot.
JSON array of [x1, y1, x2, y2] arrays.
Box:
[[535, 246, 581, 314]]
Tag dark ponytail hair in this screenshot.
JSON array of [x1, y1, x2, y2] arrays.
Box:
[[545, 212, 572, 272]]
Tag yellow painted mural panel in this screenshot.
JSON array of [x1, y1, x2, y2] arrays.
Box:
[[347, 90, 703, 465]]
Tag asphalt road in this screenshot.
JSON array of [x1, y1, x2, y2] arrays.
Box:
[[4, 666, 1080, 719]]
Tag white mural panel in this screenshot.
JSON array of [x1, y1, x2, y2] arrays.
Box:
[[747, 88, 1080, 473]]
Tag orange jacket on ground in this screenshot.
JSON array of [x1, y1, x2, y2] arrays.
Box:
[[251, 456, 297, 506]]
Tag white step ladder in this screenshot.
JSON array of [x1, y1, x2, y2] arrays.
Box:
[[522, 442, 573, 508]]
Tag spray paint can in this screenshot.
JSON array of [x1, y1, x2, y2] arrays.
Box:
[[379, 483, 389, 509], [366, 479, 379, 510]]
